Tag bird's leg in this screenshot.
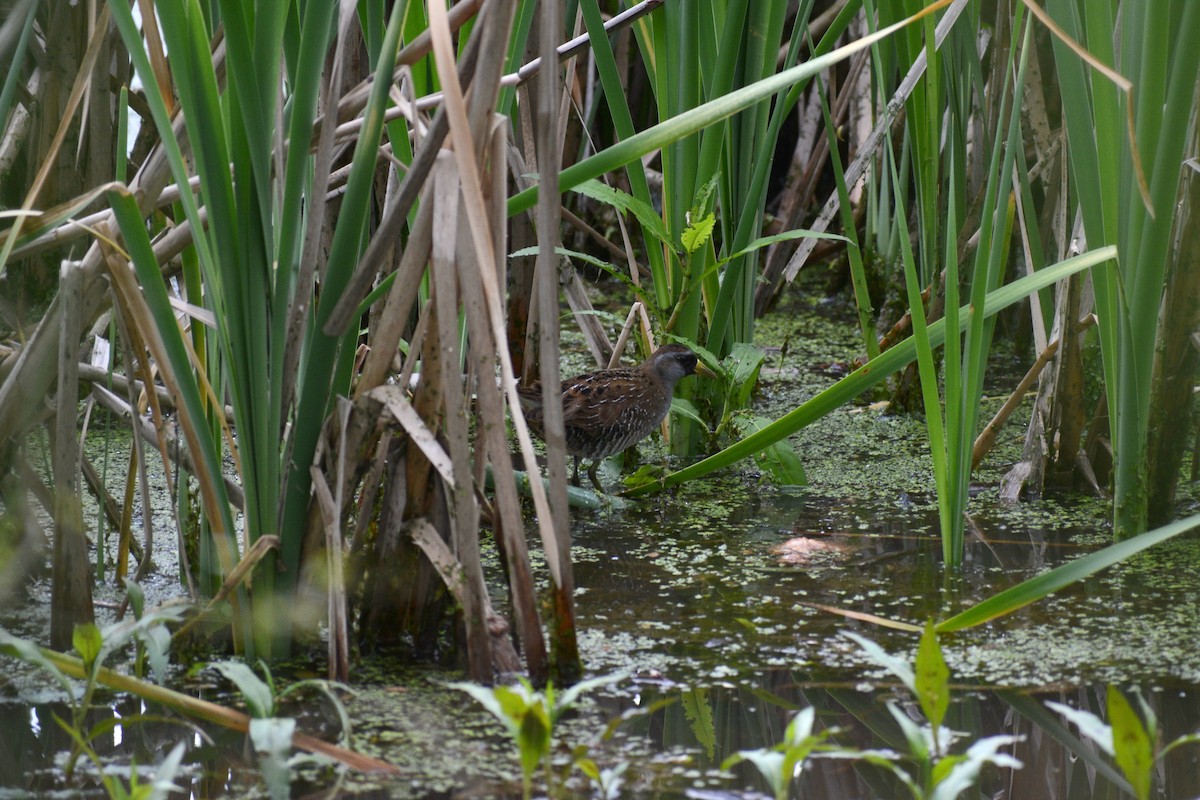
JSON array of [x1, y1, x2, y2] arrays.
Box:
[[571, 456, 582, 486], [586, 461, 603, 492]]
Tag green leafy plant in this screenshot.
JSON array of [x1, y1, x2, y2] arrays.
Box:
[[212, 659, 354, 800], [1048, 686, 1200, 800], [624, 245, 1116, 498], [724, 624, 1020, 799], [842, 624, 1023, 800], [722, 706, 837, 800], [0, 611, 190, 800], [1047, 0, 1200, 539], [450, 672, 625, 800], [62, 609, 189, 781]]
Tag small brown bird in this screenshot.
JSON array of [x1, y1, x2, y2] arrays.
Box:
[[517, 344, 710, 489]]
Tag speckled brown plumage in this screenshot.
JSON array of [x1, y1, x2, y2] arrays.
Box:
[[517, 344, 703, 487]]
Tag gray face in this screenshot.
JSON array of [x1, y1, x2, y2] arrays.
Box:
[[652, 350, 699, 389]]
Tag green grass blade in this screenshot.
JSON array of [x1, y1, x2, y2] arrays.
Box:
[[107, 189, 248, 650], [622, 245, 1116, 496], [507, 0, 953, 218], [277, 0, 408, 601], [937, 512, 1200, 633]]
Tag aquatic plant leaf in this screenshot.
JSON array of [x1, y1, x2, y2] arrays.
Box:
[[681, 688, 716, 759], [622, 463, 669, 491], [516, 703, 551, 782], [930, 735, 1024, 800], [213, 661, 275, 718], [722, 749, 786, 799], [784, 706, 816, 746], [0, 626, 74, 696], [1045, 700, 1114, 755], [744, 414, 807, 486], [99, 605, 188, 660], [915, 622, 949, 743], [494, 684, 539, 729], [575, 754, 600, 782], [724, 343, 764, 410], [842, 631, 915, 692], [998, 690, 1129, 787], [929, 753, 968, 794], [146, 741, 187, 800], [509, 0, 956, 218], [885, 701, 930, 761], [824, 748, 922, 796], [595, 761, 628, 800], [141, 625, 171, 685], [1108, 686, 1152, 800], [669, 397, 706, 427], [278, 678, 357, 747], [249, 716, 296, 756], [554, 672, 627, 721], [510, 245, 650, 311], [449, 681, 520, 736], [250, 717, 296, 800], [1160, 732, 1200, 760], [73, 623, 103, 672], [720, 228, 849, 266], [126, 580, 146, 620]]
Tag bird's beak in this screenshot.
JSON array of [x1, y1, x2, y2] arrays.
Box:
[[694, 360, 717, 378]]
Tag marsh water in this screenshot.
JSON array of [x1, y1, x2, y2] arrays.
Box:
[[4, 294, 1200, 798]]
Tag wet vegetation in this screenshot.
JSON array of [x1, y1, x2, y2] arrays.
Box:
[[2, 0, 1200, 797]]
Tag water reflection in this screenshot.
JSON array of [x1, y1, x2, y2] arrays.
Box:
[[606, 675, 1200, 799]]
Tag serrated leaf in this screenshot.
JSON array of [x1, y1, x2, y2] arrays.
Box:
[[681, 212, 715, 254], [141, 625, 171, 684], [681, 688, 716, 759], [73, 623, 103, 671], [1108, 686, 1152, 800], [689, 174, 719, 219], [915, 621, 950, 741]]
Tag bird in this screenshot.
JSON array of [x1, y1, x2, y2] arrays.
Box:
[[517, 344, 711, 490]]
